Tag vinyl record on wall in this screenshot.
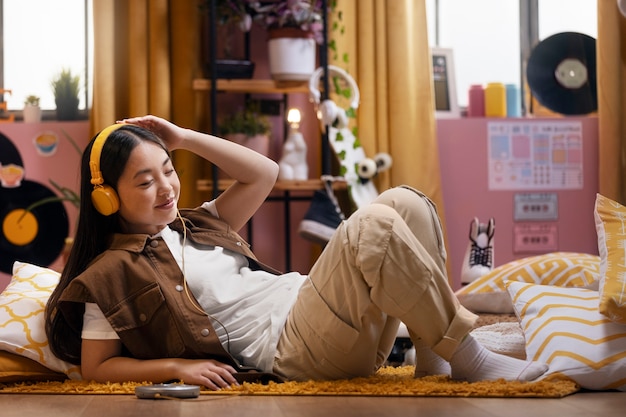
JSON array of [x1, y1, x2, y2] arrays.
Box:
[[0, 132, 23, 167], [526, 32, 597, 115], [0, 180, 69, 274]]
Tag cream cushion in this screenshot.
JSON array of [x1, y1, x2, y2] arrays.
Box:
[[594, 193, 626, 324], [507, 281, 626, 391], [455, 252, 600, 313], [0, 261, 81, 379]]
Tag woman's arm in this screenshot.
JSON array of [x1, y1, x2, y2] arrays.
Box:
[[81, 339, 239, 390], [121, 115, 279, 231]]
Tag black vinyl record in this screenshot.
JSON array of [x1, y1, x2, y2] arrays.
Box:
[[0, 132, 23, 167], [0, 180, 69, 274], [526, 32, 597, 115]]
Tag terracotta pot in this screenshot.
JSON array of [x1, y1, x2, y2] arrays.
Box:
[[225, 133, 270, 156]]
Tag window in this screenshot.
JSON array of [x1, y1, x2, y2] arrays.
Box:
[[1, 0, 92, 116], [538, 0, 597, 40], [426, 0, 597, 110]]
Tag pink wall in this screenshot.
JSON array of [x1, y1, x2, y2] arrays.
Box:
[[437, 117, 599, 290], [0, 121, 90, 289], [0, 117, 601, 293]]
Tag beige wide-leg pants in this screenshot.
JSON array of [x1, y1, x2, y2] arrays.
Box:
[[273, 186, 478, 381]]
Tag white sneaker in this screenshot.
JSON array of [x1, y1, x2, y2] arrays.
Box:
[[460, 217, 495, 285]]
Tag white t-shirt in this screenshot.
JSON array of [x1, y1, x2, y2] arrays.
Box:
[[82, 201, 307, 372]]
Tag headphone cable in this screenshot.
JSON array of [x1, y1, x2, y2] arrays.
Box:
[[177, 210, 232, 353]]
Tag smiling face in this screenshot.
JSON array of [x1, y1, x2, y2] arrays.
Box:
[[115, 141, 180, 235]]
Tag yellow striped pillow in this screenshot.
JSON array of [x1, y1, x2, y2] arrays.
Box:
[[594, 193, 626, 324], [0, 262, 81, 379], [506, 281, 626, 391], [455, 252, 600, 313]]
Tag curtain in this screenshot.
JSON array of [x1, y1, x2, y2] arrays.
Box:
[[330, 0, 449, 274], [91, 0, 204, 207], [597, 1, 626, 203], [330, 0, 443, 210]]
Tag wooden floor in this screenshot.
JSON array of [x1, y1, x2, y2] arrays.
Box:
[[1, 391, 625, 416]]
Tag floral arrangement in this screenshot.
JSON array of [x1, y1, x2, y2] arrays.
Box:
[[251, 0, 329, 44], [206, 0, 332, 44]]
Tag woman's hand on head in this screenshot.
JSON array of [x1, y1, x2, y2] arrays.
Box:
[[178, 359, 239, 390], [119, 115, 186, 151]]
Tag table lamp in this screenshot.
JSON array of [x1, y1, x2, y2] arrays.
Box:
[[278, 108, 308, 180]]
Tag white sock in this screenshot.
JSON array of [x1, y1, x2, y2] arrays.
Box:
[[413, 339, 451, 377], [450, 335, 548, 382]]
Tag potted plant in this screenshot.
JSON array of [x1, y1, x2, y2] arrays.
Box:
[[201, 0, 256, 79], [23, 95, 41, 123], [219, 102, 272, 156], [206, 1, 330, 81], [249, 0, 330, 81], [250, 0, 328, 44], [51, 68, 80, 120]]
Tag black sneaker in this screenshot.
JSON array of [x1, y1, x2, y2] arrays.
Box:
[[298, 187, 345, 245]]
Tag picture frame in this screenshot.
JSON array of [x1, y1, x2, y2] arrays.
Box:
[[431, 47, 460, 118]]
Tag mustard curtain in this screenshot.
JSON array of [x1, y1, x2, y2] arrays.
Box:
[[597, 1, 626, 203], [330, 0, 444, 211], [91, 0, 204, 207], [329, 0, 449, 277]]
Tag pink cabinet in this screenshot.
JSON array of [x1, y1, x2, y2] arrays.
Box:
[[437, 117, 599, 289]]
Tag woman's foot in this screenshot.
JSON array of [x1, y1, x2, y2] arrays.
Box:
[[413, 338, 451, 377], [449, 335, 548, 382]]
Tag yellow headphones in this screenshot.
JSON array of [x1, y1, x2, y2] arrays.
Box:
[[89, 124, 124, 216]]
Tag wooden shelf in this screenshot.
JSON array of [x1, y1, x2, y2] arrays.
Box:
[[193, 79, 309, 94], [197, 179, 346, 193]]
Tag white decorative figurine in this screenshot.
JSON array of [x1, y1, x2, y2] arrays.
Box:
[[278, 108, 308, 181]]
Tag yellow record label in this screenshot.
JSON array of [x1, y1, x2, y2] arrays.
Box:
[[2, 209, 39, 246]]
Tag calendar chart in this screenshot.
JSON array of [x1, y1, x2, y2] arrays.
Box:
[[488, 121, 583, 190]]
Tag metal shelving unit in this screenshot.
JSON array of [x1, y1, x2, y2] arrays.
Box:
[[194, 0, 332, 271]]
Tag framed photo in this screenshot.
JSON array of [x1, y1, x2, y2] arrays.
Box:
[[431, 47, 460, 118]]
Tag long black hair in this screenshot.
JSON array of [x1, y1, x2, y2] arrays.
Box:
[[45, 124, 170, 364]]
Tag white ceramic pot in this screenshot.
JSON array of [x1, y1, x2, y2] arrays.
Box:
[[267, 29, 316, 82], [23, 104, 42, 123]]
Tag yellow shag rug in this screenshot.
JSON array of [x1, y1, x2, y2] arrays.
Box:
[[0, 366, 579, 398]]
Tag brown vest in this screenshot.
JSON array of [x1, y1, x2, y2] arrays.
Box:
[[59, 207, 281, 369]]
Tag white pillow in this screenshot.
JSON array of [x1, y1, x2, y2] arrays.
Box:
[[0, 261, 81, 379], [506, 281, 626, 391], [455, 252, 600, 313]]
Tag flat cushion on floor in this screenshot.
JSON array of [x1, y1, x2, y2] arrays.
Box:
[[455, 252, 600, 313], [0, 350, 66, 383]]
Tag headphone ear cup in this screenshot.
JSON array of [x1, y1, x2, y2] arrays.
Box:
[[334, 108, 348, 129], [318, 100, 337, 127], [319, 99, 349, 129], [91, 185, 120, 216]]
